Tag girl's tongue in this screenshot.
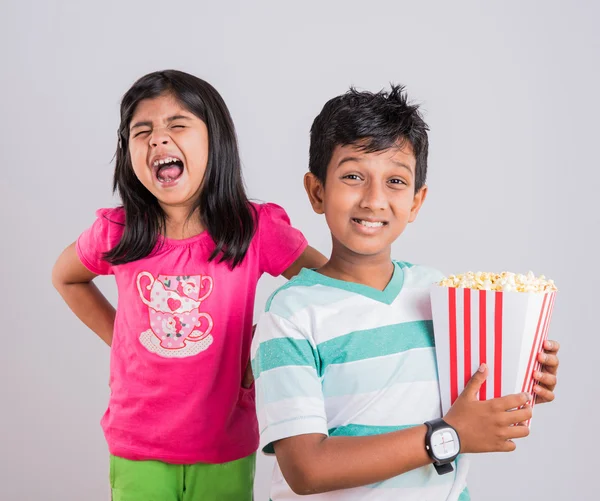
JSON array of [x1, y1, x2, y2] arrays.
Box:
[[157, 164, 183, 182]]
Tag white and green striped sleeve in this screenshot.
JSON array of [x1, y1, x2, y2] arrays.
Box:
[[251, 310, 328, 454]]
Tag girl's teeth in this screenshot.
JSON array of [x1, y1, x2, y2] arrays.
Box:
[[155, 157, 178, 167]]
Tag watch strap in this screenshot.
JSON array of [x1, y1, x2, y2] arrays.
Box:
[[433, 462, 455, 475]]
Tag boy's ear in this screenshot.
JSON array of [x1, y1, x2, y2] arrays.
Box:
[[408, 185, 428, 223], [304, 172, 325, 214]]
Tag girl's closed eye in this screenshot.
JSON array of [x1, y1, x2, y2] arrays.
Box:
[[133, 129, 151, 138]]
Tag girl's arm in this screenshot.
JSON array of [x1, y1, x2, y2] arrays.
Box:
[[282, 246, 327, 279], [52, 242, 116, 347]]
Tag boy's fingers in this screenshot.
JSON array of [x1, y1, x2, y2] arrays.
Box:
[[496, 392, 531, 411], [463, 364, 488, 399], [505, 425, 531, 440], [533, 385, 555, 403], [538, 353, 559, 374], [538, 352, 559, 367], [533, 371, 557, 387], [502, 405, 533, 425], [500, 440, 517, 452]]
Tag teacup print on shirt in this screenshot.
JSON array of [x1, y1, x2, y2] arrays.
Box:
[[136, 272, 214, 358]]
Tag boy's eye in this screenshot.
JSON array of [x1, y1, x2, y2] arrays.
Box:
[[388, 178, 407, 186], [342, 174, 362, 181]]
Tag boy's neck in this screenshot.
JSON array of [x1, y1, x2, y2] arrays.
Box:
[[318, 245, 395, 291]]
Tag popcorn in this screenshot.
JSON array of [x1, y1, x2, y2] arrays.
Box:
[[430, 270, 558, 427], [438, 271, 557, 293]]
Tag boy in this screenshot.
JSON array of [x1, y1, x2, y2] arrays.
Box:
[[251, 86, 560, 500]]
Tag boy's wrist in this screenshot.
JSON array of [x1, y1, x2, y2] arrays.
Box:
[[424, 418, 461, 474]]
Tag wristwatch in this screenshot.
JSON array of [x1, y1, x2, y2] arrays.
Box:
[[424, 418, 461, 475]]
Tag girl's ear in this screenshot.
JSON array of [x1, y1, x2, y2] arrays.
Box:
[[304, 173, 325, 214]]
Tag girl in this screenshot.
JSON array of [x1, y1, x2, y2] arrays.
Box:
[[52, 70, 326, 501]]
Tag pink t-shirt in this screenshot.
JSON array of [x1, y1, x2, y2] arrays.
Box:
[[76, 202, 307, 464]]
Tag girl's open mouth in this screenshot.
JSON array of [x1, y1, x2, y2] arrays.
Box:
[[152, 157, 184, 185]]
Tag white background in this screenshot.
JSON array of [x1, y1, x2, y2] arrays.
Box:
[[1, 1, 597, 499]]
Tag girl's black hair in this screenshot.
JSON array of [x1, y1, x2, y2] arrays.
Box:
[[104, 70, 255, 269]]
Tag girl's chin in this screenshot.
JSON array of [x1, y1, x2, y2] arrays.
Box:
[[155, 192, 199, 210]]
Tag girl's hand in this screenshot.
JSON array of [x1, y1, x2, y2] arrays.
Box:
[[532, 339, 560, 404], [242, 324, 257, 389], [443, 364, 532, 454], [242, 360, 254, 389]]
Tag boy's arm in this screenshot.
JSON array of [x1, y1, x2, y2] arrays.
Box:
[[272, 365, 531, 496], [52, 242, 116, 347], [274, 427, 432, 495]]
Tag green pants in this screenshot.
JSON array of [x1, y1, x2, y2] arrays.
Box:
[[110, 453, 255, 501]]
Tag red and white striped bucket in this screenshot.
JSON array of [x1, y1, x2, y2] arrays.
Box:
[[430, 286, 556, 425]]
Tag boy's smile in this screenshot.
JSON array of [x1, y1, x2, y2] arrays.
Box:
[[305, 141, 427, 262]]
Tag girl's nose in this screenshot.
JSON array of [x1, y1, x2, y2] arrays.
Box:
[[150, 128, 171, 147]]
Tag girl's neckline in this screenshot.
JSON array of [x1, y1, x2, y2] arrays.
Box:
[[158, 230, 210, 247]]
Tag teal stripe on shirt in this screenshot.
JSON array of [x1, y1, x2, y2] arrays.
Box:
[[252, 337, 317, 378], [318, 320, 435, 371], [329, 423, 416, 437], [253, 320, 434, 379], [458, 487, 471, 500]]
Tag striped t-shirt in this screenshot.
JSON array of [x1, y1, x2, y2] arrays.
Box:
[[252, 261, 470, 501]]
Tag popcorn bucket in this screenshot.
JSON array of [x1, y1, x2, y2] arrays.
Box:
[[430, 283, 556, 425]]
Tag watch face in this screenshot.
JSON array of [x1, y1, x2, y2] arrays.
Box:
[[431, 428, 459, 460]]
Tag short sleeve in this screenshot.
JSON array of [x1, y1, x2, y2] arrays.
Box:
[[76, 208, 124, 276], [395, 261, 446, 288], [257, 203, 308, 277], [251, 310, 328, 454]]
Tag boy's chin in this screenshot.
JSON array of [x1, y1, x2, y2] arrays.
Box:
[[335, 241, 393, 260]]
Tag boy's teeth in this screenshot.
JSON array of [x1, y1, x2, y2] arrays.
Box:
[[356, 219, 384, 227]]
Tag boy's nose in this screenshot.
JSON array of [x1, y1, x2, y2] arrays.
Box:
[[359, 183, 388, 211]]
